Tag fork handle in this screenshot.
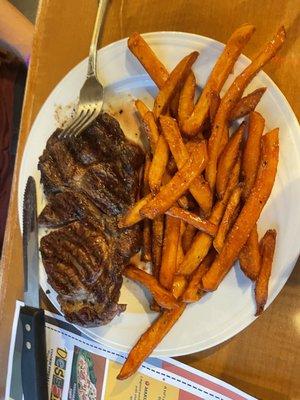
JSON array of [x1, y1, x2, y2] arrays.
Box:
[[87, 0, 109, 78]]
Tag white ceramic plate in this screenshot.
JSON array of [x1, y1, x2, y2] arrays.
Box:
[[18, 32, 300, 356]]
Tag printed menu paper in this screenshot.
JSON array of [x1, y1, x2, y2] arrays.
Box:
[[6, 301, 256, 400]]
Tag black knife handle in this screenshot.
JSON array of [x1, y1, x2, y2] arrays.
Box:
[[20, 306, 48, 400]]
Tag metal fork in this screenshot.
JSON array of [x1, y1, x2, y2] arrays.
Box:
[[59, 0, 109, 139]]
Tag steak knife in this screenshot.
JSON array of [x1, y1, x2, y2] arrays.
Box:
[[20, 176, 48, 400]]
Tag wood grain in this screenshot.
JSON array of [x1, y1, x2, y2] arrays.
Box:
[[0, 0, 299, 398]]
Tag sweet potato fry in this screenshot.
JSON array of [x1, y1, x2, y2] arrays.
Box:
[[176, 222, 185, 266], [142, 220, 152, 262], [178, 71, 196, 125], [185, 139, 201, 153], [209, 91, 221, 124], [202, 129, 279, 291], [182, 250, 216, 303], [178, 226, 215, 276], [160, 216, 181, 289], [148, 135, 169, 194], [128, 34, 190, 115], [166, 206, 217, 236], [185, 142, 213, 213], [239, 225, 261, 280], [177, 221, 186, 262], [178, 157, 241, 275], [206, 27, 285, 190], [123, 265, 179, 310], [160, 115, 212, 214], [194, 176, 213, 216], [142, 154, 151, 192], [230, 88, 267, 121], [128, 34, 185, 118], [242, 111, 265, 199], [160, 115, 188, 160], [238, 112, 265, 279], [163, 172, 194, 211], [167, 156, 177, 175], [182, 24, 255, 136], [170, 94, 180, 117], [255, 229, 277, 315], [213, 185, 243, 253], [142, 111, 160, 153], [216, 123, 244, 199], [172, 275, 187, 299], [214, 155, 241, 211], [141, 157, 152, 262], [118, 194, 152, 228], [140, 141, 207, 219], [135, 100, 159, 154], [152, 215, 164, 278], [128, 32, 169, 89], [135, 99, 149, 119], [117, 303, 186, 380], [178, 203, 226, 276], [153, 51, 199, 120], [177, 194, 191, 210], [182, 224, 197, 254]]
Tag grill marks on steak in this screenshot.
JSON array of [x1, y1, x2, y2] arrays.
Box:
[[38, 113, 144, 326], [40, 222, 125, 327], [42, 223, 109, 286], [39, 113, 142, 215]]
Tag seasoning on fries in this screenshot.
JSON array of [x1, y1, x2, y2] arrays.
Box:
[[141, 156, 152, 262], [140, 141, 208, 219], [178, 71, 196, 125], [178, 159, 241, 276], [182, 224, 197, 254], [239, 111, 265, 279], [216, 123, 244, 199], [152, 215, 164, 278], [213, 185, 243, 253], [153, 51, 199, 119], [166, 206, 217, 236], [160, 216, 181, 289], [176, 222, 185, 266], [242, 111, 265, 199], [117, 25, 285, 380], [255, 229, 277, 315], [239, 225, 261, 280], [148, 135, 169, 194], [182, 250, 216, 303], [123, 265, 179, 310], [206, 27, 285, 191], [230, 87, 267, 121], [142, 219, 152, 262], [142, 111, 160, 153], [118, 193, 152, 228], [160, 115, 212, 214], [202, 129, 279, 291], [182, 24, 255, 136], [209, 91, 220, 124], [128, 32, 169, 88], [117, 304, 186, 380]]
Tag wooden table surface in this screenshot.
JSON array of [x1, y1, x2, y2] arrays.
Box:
[[1, 0, 299, 398]]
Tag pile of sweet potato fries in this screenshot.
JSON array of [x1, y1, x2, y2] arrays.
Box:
[[117, 24, 285, 379]]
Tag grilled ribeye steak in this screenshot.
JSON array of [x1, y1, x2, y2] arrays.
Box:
[[39, 113, 144, 326]]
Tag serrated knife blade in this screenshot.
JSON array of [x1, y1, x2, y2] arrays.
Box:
[[20, 176, 48, 400], [22, 175, 40, 308]]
